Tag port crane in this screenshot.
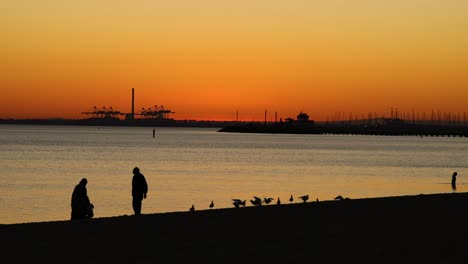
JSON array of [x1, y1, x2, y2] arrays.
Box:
[[136, 105, 175, 119], [81, 106, 124, 119]]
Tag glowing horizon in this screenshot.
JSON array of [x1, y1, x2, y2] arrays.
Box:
[[1, 1, 467, 121]]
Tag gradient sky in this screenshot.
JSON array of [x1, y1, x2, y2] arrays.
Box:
[[1, 0, 467, 121]]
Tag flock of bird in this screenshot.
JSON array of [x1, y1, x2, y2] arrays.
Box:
[[189, 194, 351, 212]]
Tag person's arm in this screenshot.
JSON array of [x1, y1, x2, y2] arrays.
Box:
[[143, 176, 148, 199]]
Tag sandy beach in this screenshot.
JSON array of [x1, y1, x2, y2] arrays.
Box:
[[2, 192, 468, 263]]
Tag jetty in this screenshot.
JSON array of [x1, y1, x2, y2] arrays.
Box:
[[218, 117, 468, 137]]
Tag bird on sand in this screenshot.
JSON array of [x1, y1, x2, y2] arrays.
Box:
[[250, 196, 263, 206], [232, 199, 246, 208], [334, 195, 351, 200], [289, 195, 294, 203], [209, 200, 214, 209], [264, 197, 274, 205], [299, 195, 309, 203], [277, 197, 281, 205], [334, 195, 344, 200], [190, 204, 195, 212]]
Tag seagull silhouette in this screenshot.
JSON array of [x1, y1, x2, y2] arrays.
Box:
[[277, 197, 281, 205], [299, 195, 309, 203], [334, 195, 344, 200], [209, 200, 214, 209], [264, 197, 274, 205], [289, 195, 294, 203], [232, 199, 246, 208], [190, 204, 195, 212], [250, 196, 263, 206]]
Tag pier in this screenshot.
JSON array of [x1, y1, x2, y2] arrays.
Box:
[[218, 118, 468, 137]]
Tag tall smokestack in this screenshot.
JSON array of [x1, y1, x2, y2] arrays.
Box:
[[132, 88, 134, 117]]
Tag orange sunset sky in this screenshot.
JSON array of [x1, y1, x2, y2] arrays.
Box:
[[1, 1, 467, 121]]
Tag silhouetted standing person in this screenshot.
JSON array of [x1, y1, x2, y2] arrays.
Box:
[[132, 167, 148, 215], [71, 178, 94, 220], [451, 172, 458, 190]]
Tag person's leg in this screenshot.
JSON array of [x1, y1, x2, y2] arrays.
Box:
[[71, 207, 85, 220], [136, 199, 142, 214], [132, 197, 142, 214]]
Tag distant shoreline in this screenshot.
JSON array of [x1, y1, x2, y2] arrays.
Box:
[[2, 118, 468, 137], [2, 192, 468, 262], [219, 120, 468, 137], [0, 118, 233, 128]]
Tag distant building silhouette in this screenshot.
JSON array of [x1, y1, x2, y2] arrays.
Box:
[[297, 112, 309, 122]]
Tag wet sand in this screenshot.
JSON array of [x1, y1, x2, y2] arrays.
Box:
[[2, 192, 468, 263]]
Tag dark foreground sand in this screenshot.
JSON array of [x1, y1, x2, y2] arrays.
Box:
[[2, 192, 468, 263]]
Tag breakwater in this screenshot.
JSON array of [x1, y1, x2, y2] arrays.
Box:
[[218, 121, 468, 137]]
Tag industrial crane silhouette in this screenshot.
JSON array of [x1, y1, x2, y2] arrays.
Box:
[[81, 88, 175, 120], [136, 105, 175, 119], [81, 106, 123, 119]]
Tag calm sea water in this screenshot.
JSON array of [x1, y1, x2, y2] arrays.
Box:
[[0, 124, 467, 224]]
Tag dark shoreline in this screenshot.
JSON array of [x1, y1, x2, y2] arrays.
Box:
[[0, 118, 232, 128], [219, 121, 468, 137], [3, 118, 468, 137], [2, 192, 468, 263]]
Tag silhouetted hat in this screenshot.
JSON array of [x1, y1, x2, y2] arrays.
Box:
[[133, 167, 140, 173]]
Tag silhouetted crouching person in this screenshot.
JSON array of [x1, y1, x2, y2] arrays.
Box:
[[132, 167, 148, 215], [71, 178, 94, 220]]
